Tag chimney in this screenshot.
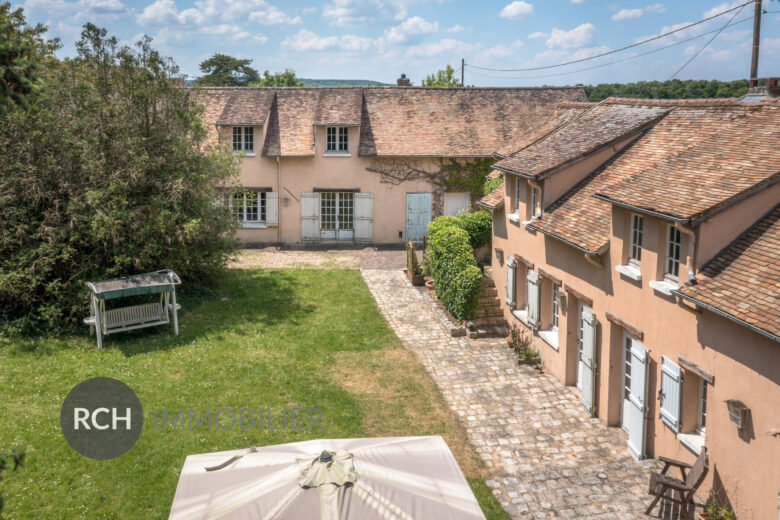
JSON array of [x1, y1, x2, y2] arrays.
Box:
[[740, 77, 780, 102], [396, 73, 411, 87]]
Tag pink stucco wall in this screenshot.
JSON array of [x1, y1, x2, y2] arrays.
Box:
[[491, 164, 780, 519]]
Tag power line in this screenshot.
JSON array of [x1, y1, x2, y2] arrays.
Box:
[[669, 2, 747, 79], [463, 15, 753, 81], [465, 0, 753, 73]]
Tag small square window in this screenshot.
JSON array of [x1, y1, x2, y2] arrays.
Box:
[[232, 127, 253, 152], [326, 127, 348, 152]]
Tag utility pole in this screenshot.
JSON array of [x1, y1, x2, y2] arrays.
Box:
[[749, 0, 762, 87], [461, 58, 465, 87]]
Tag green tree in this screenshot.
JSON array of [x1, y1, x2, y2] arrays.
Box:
[[582, 79, 749, 102], [252, 68, 303, 87], [421, 64, 461, 87], [0, 2, 58, 114], [0, 25, 239, 332], [195, 53, 259, 86]]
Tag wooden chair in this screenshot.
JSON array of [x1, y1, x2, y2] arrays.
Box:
[[645, 447, 708, 516]]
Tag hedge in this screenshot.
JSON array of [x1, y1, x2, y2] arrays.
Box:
[[427, 224, 482, 320], [456, 211, 492, 249]]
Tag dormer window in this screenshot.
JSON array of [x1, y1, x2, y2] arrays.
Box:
[[529, 186, 541, 220], [326, 126, 349, 153], [232, 127, 254, 153], [629, 213, 643, 266]]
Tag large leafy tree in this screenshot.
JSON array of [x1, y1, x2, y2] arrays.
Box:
[[0, 24, 239, 332], [196, 53, 259, 86], [421, 64, 461, 87], [252, 68, 303, 87], [0, 2, 58, 114]]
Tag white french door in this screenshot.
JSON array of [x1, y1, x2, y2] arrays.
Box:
[[320, 192, 354, 241], [623, 331, 649, 460]]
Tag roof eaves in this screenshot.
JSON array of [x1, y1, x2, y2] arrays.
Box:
[[689, 172, 780, 226], [672, 289, 780, 344], [591, 194, 692, 224], [526, 222, 607, 255]]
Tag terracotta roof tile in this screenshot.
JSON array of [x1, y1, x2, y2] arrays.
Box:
[[677, 205, 780, 340], [358, 87, 586, 156], [217, 89, 275, 126], [477, 171, 505, 209], [493, 103, 595, 158], [495, 102, 670, 178], [595, 103, 780, 221]]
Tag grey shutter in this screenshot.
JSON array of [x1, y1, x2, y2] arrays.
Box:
[[505, 256, 516, 308], [526, 270, 541, 329], [354, 193, 373, 244], [301, 192, 319, 243], [580, 305, 597, 416], [660, 356, 682, 432], [266, 192, 278, 227]]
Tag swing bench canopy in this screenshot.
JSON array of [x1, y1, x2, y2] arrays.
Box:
[[86, 270, 181, 300]]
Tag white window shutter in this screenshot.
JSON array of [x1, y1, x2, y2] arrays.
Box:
[[505, 256, 516, 308], [580, 305, 597, 416], [354, 193, 373, 244], [527, 270, 541, 329], [266, 192, 278, 226], [660, 356, 682, 432], [301, 192, 319, 243]]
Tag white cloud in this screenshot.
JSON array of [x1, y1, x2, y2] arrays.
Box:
[[528, 31, 546, 39], [703, 1, 743, 19], [612, 4, 665, 21], [281, 28, 375, 51], [446, 24, 470, 33], [385, 16, 438, 43], [406, 38, 476, 58], [138, 0, 300, 27], [499, 1, 533, 20], [302, 6, 317, 15], [545, 23, 594, 49], [477, 40, 523, 60], [570, 0, 585, 3], [322, 0, 406, 26], [612, 8, 643, 21], [248, 4, 301, 25]]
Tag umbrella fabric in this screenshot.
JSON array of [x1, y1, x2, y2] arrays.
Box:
[[169, 436, 486, 520]]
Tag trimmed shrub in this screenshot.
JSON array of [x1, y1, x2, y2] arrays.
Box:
[[426, 216, 459, 239], [406, 241, 421, 276], [457, 211, 492, 249], [427, 226, 482, 320]]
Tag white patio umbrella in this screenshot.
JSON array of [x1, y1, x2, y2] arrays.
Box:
[[169, 436, 486, 520]]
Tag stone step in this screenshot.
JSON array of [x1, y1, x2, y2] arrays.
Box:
[[481, 276, 496, 288], [469, 316, 509, 328], [478, 296, 502, 306], [480, 287, 498, 297], [467, 326, 509, 339], [474, 307, 505, 318]]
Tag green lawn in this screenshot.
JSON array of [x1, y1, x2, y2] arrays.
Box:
[[0, 269, 509, 519]]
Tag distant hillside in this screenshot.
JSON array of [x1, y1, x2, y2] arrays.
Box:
[[300, 79, 390, 87]]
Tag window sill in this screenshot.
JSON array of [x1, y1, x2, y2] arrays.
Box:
[[323, 152, 351, 157], [233, 152, 256, 157], [649, 279, 677, 296], [507, 213, 520, 224], [239, 222, 267, 229], [512, 308, 530, 327], [539, 328, 559, 350], [616, 264, 642, 281], [677, 432, 705, 455]]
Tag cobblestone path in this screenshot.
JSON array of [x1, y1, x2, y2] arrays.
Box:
[[361, 269, 659, 519]]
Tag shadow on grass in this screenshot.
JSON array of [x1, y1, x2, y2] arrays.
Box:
[[2, 269, 315, 358]]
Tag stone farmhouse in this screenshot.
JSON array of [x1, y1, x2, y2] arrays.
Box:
[[479, 95, 780, 518], [191, 84, 585, 245]]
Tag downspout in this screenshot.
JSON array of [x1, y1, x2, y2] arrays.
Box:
[[584, 242, 609, 268], [277, 156, 282, 244], [675, 221, 696, 280]]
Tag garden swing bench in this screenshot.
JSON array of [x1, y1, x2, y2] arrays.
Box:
[[83, 270, 181, 348]]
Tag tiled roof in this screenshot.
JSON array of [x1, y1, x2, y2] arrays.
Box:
[[676, 205, 780, 341], [493, 103, 595, 158], [494, 102, 670, 178], [595, 102, 780, 222], [359, 87, 585, 157], [263, 90, 320, 156], [527, 149, 631, 253], [217, 90, 275, 126], [313, 88, 363, 126], [477, 171, 505, 209]]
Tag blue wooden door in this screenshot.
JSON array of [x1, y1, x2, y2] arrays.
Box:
[[406, 193, 432, 242]]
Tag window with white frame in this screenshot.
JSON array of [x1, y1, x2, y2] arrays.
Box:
[[665, 224, 682, 280], [232, 190, 266, 225], [550, 283, 559, 330], [529, 186, 541, 220], [514, 177, 521, 214], [697, 379, 708, 435], [326, 126, 349, 153], [320, 192, 354, 230], [232, 127, 254, 153], [629, 213, 643, 266]]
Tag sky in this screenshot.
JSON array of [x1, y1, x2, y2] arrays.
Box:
[[12, 0, 780, 85]]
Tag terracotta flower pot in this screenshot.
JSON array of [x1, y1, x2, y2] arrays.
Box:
[[425, 280, 435, 292]]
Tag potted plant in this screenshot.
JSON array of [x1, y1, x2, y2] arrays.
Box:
[[698, 491, 736, 520], [405, 241, 425, 286], [507, 324, 540, 365]]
